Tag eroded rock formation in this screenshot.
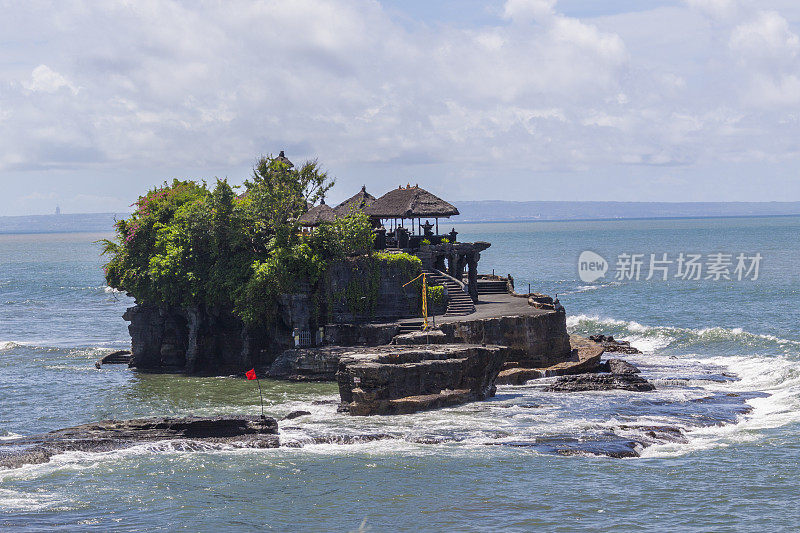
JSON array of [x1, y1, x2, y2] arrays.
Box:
[[588, 334, 643, 355], [0, 416, 279, 469], [336, 344, 509, 415], [438, 313, 571, 367]]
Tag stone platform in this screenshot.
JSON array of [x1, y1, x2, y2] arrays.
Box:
[[335, 344, 509, 416]]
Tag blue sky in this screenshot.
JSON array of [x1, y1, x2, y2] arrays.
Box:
[[1, 0, 799, 215]]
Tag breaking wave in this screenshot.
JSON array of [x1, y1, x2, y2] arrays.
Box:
[[566, 314, 800, 356], [0, 340, 23, 351], [565, 314, 800, 457]]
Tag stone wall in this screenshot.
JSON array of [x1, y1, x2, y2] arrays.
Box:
[[323, 323, 400, 347], [324, 257, 421, 323]]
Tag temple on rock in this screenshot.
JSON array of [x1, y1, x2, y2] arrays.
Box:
[[301, 183, 490, 304], [123, 151, 600, 418]]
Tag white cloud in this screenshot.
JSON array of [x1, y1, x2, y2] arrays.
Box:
[[684, 0, 738, 19], [503, 0, 556, 22], [23, 65, 78, 94], [0, 0, 799, 208], [730, 11, 799, 60], [728, 11, 800, 108]]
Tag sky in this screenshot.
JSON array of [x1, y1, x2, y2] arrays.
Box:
[[1, 0, 800, 215]]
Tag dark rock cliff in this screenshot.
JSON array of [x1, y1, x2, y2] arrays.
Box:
[[124, 305, 276, 374], [123, 259, 422, 375]]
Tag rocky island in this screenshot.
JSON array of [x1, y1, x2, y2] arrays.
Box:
[[101, 151, 657, 419]]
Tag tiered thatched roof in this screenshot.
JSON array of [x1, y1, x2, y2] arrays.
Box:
[[366, 185, 459, 219], [334, 185, 376, 217], [275, 150, 293, 168], [298, 200, 335, 226]]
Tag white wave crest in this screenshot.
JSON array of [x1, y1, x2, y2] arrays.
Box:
[[0, 341, 22, 351], [566, 314, 800, 355]]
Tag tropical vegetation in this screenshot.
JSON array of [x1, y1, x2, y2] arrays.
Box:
[[101, 153, 380, 325]]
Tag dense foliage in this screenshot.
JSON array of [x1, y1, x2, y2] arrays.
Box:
[[102, 154, 375, 325]]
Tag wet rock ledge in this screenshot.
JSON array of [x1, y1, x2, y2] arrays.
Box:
[[0, 416, 278, 469]]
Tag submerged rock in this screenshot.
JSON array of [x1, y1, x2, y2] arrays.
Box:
[[0, 416, 279, 469], [282, 410, 311, 420], [546, 373, 655, 392], [488, 436, 641, 458], [588, 334, 642, 355]]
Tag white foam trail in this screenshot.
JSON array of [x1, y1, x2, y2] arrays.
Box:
[[0, 340, 21, 351], [561, 281, 623, 295], [0, 488, 69, 512]]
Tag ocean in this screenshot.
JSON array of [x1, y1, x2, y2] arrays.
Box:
[[1, 217, 799, 531]]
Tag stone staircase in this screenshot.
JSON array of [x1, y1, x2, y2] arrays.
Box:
[[423, 268, 475, 317], [397, 321, 424, 334], [476, 280, 508, 295]]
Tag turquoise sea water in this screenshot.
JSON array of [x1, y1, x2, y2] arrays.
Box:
[[1, 218, 799, 531]]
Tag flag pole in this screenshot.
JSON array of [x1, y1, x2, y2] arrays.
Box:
[[246, 368, 266, 419], [256, 377, 265, 419]]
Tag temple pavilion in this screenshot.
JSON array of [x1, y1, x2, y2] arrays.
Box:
[[302, 183, 488, 303]]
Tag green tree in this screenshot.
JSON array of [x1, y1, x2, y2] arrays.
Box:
[[243, 155, 334, 253], [101, 153, 388, 327]]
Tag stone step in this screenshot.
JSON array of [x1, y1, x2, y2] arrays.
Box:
[[423, 268, 475, 316], [476, 281, 508, 294], [398, 322, 424, 334]]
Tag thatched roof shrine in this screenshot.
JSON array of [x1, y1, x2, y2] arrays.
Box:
[[334, 185, 376, 217], [366, 185, 459, 219], [298, 200, 335, 226]]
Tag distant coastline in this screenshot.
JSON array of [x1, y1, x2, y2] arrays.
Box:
[[450, 200, 800, 223], [451, 213, 800, 225], [3, 200, 800, 233]]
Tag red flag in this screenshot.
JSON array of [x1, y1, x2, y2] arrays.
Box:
[[245, 368, 257, 380]]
